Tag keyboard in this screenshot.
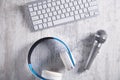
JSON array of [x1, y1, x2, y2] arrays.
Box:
[[26, 0, 99, 31]]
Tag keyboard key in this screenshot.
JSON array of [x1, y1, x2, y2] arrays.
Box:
[[71, 7, 75, 11], [34, 7, 38, 11], [43, 1, 47, 4], [47, 0, 52, 2], [89, 1, 97, 6], [61, 0, 65, 4], [46, 8, 51, 12], [48, 3, 52, 7], [65, 13, 70, 17], [29, 8, 33, 12], [52, 16, 56, 20], [55, 6, 59, 10], [34, 25, 39, 30], [70, 11, 74, 16], [62, 9, 66, 13], [44, 13, 48, 17], [73, 1, 78, 5], [53, 11, 57, 15], [40, 15, 44, 18], [48, 17, 52, 21], [64, 3, 69, 8], [60, 5, 64, 9], [32, 16, 39, 20], [38, 24, 43, 29], [51, 7, 55, 11], [53, 16, 74, 25], [76, 5, 80, 10], [58, 10, 62, 14], [37, 10, 41, 14], [43, 18, 47, 22], [67, 8, 71, 12], [56, 1, 61, 5], [84, 13, 89, 17], [75, 14, 80, 20], [48, 22, 53, 27], [30, 11, 37, 16], [38, 2, 42, 5], [38, 6, 42, 9], [61, 14, 65, 18], [80, 14, 85, 18], [82, 0, 87, 3], [84, 3, 89, 7], [43, 4, 47, 8], [80, 4, 84, 8], [79, 9, 83, 13], [69, 2, 73, 7], [52, 2, 56, 6], [33, 20, 42, 25], [49, 12, 53, 16], [43, 23, 47, 28], [66, 0, 70, 3], [74, 10, 79, 14], [42, 9, 46, 13], [28, 5, 32, 7], [83, 8, 88, 12], [88, 6, 97, 11], [56, 15, 60, 19], [33, 3, 37, 6]]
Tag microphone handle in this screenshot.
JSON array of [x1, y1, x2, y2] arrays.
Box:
[[84, 40, 102, 70]]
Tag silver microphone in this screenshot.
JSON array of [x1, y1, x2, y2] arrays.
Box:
[[84, 30, 107, 70]]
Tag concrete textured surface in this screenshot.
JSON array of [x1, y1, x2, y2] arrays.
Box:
[[0, 0, 120, 80]]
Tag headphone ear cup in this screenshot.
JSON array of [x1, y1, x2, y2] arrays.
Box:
[[41, 70, 62, 80], [59, 52, 76, 70]]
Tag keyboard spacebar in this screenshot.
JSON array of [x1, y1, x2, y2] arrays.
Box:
[[53, 16, 75, 25]]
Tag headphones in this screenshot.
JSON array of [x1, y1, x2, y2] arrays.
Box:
[[27, 37, 76, 80]]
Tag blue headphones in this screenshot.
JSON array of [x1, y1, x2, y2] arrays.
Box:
[[27, 37, 75, 80]]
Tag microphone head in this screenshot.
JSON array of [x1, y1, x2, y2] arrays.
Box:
[[95, 30, 107, 43]]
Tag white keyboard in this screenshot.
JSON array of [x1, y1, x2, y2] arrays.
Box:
[[27, 0, 99, 31]]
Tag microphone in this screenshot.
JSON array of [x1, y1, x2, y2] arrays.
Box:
[[84, 30, 107, 70]]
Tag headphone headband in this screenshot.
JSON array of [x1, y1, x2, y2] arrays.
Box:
[[28, 37, 75, 80]]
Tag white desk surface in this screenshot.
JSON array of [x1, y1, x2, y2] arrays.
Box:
[[0, 0, 120, 80]]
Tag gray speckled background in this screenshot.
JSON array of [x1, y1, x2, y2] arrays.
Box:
[[0, 0, 120, 80]]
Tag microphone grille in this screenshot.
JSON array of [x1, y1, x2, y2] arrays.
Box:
[[95, 30, 107, 43]]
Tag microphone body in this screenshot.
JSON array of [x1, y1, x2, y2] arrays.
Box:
[[84, 30, 107, 70]]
